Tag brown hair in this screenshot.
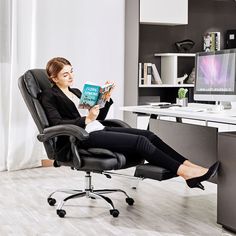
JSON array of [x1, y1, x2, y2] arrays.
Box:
[[46, 57, 71, 83]]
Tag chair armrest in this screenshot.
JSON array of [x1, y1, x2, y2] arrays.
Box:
[[100, 119, 131, 128], [37, 124, 89, 142]]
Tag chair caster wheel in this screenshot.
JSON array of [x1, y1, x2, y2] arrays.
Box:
[[126, 197, 134, 206], [57, 209, 66, 218], [47, 197, 56, 206], [110, 209, 119, 218]]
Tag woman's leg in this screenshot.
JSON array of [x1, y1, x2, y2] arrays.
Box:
[[81, 129, 212, 186], [82, 129, 182, 174], [104, 127, 208, 174], [105, 127, 187, 164]]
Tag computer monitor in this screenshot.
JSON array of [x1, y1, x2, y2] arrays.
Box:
[[194, 49, 236, 108]]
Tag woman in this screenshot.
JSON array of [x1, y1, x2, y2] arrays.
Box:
[[40, 57, 219, 190]]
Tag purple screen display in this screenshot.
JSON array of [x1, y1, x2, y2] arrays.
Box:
[[196, 53, 235, 93]]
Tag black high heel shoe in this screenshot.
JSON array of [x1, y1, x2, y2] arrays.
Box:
[[186, 161, 220, 190]]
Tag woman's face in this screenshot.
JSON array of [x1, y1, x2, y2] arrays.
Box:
[[52, 65, 74, 88]]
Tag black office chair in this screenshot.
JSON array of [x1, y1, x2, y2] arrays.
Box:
[[18, 69, 175, 218]]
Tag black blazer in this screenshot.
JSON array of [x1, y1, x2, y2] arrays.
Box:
[[40, 85, 113, 128], [39, 85, 113, 162]]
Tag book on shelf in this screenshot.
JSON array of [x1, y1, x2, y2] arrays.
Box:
[[139, 63, 148, 85], [145, 63, 152, 85], [79, 82, 114, 109], [143, 63, 147, 85], [151, 64, 162, 85], [139, 63, 144, 85], [203, 32, 220, 52], [139, 62, 162, 85]]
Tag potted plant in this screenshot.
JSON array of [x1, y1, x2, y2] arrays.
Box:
[[176, 88, 188, 107]]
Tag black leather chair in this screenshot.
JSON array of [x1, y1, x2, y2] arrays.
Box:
[[18, 69, 175, 218]]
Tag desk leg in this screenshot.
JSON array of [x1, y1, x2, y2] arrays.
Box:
[[176, 117, 182, 123], [147, 114, 158, 130], [217, 132, 236, 233]]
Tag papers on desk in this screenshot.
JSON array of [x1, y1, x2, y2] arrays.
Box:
[[149, 102, 183, 109], [149, 102, 171, 108], [149, 102, 171, 107], [149, 102, 209, 112], [169, 107, 206, 112]]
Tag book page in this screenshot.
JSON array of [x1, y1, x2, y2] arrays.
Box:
[[96, 83, 114, 108]]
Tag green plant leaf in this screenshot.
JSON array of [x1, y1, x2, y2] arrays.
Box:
[[178, 88, 188, 99]]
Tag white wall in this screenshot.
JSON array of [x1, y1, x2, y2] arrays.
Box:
[[34, 0, 125, 119]]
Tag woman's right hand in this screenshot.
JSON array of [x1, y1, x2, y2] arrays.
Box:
[[85, 105, 100, 124]]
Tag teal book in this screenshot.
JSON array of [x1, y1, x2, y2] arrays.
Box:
[[79, 83, 114, 109]]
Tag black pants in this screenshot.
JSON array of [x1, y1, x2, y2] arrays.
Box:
[[82, 127, 187, 174]]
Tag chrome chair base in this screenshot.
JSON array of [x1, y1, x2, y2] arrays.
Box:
[[47, 171, 134, 218]]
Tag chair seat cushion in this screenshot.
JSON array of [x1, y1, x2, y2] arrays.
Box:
[[134, 163, 177, 181], [79, 148, 127, 170], [80, 156, 119, 171], [56, 156, 120, 171], [56, 148, 144, 172]]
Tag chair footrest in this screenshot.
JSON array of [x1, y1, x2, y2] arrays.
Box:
[[134, 163, 177, 181]]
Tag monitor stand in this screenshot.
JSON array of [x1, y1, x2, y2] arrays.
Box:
[[219, 101, 232, 110], [208, 101, 232, 112]]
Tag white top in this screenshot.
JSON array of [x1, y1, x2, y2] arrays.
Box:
[[85, 120, 105, 133], [70, 94, 104, 133]]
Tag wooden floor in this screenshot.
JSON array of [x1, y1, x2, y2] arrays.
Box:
[[0, 167, 235, 236]]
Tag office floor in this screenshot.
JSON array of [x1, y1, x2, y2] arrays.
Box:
[[0, 167, 235, 236]]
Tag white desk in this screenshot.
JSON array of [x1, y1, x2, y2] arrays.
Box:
[[121, 103, 229, 166], [121, 103, 236, 232], [121, 102, 236, 167], [121, 103, 236, 125]]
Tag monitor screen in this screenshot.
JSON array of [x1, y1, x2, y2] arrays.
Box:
[[194, 49, 236, 102]]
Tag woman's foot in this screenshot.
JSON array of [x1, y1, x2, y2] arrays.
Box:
[[178, 165, 208, 181], [183, 160, 208, 173], [177, 161, 220, 190], [186, 162, 220, 190]]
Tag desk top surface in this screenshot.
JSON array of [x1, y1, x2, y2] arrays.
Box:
[[121, 103, 236, 125]]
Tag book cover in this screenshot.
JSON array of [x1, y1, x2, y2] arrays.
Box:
[[210, 32, 216, 51], [151, 64, 162, 84], [96, 83, 114, 108], [146, 63, 152, 85], [203, 33, 211, 52], [139, 63, 144, 86], [79, 83, 113, 109], [203, 32, 220, 52], [143, 63, 148, 85], [214, 32, 221, 51], [143, 63, 154, 85]]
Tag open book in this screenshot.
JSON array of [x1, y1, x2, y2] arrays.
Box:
[[79, 82, 114, 109]]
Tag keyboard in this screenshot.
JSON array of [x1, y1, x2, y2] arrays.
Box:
[[169, 107, 206, 112]]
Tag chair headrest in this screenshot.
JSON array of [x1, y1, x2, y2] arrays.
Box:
[[24, 69, 51, 99]]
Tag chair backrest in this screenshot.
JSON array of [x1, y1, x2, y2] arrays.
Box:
[[18, 69, 56, 159]]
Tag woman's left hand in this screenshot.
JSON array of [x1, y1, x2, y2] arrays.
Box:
[[104, 81, 115, 102]]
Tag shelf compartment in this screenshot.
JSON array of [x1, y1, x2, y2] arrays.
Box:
[[154, 53, 195, 85]]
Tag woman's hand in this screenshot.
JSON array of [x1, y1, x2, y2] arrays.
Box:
[[85, 105, 100, 124], [104, 81, 115, 102]]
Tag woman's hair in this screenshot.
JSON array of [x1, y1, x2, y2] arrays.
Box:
[[46, 57, 71, 83]]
